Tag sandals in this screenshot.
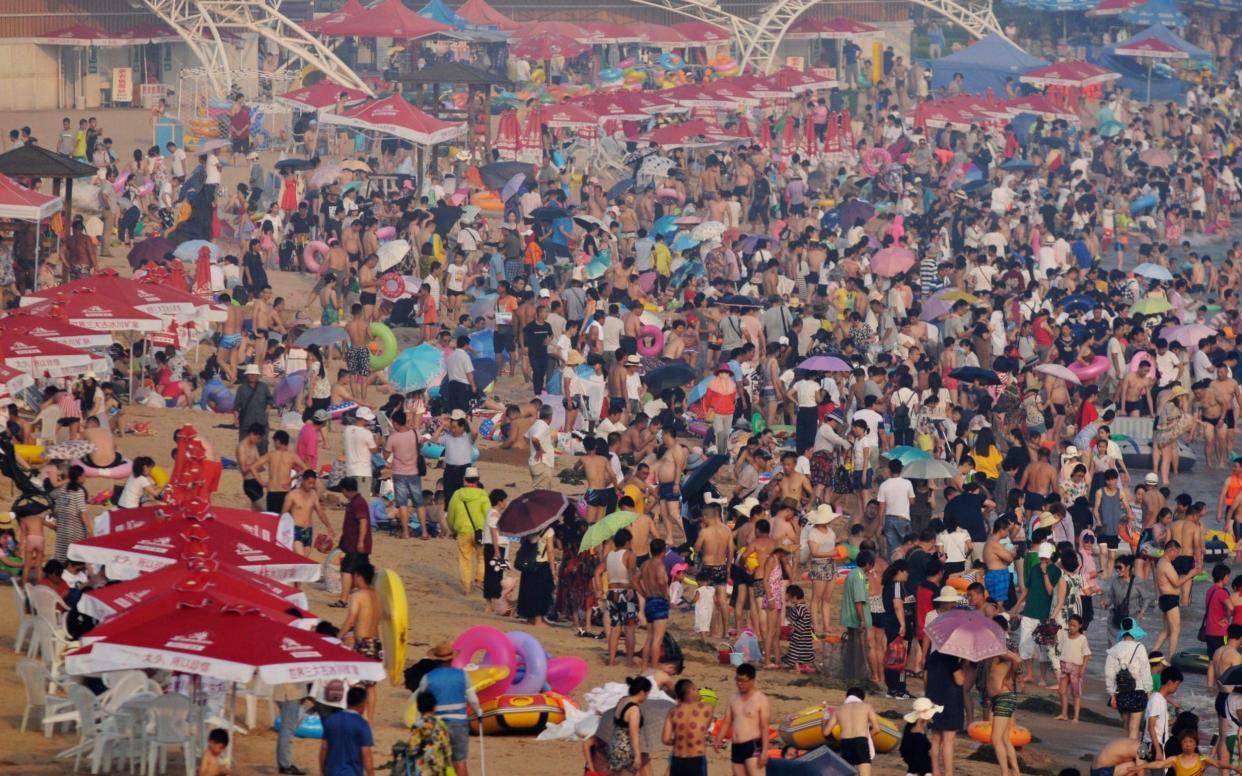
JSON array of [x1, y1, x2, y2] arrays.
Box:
[[328, 600, 348, 608]]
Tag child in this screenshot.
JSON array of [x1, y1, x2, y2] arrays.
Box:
[[1134, 728, 1242, 774], [900, 698, 939, 776], [1056, 614, 1090, 722], [198, 728, 231, 775], [406, 691, 453, 775], [782, 584, 815, 673], [693, 583, 715, 642], [1149, 651, 1168, 691]]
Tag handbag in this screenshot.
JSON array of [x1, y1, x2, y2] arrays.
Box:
[[1111, 574, 1136, 630], [883, 637, 908, 671], [1032, 619, 1061, 647]]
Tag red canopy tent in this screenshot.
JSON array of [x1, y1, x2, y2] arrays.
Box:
[[25, 24, 136, 47], [320, 93, 467, 146], [512, 21, 591, 42], [275, 82, 369, 112], [511, 31, 590, 59], [0, 173, 61, 222], [0, 335, 102, 378], [23, 273, 207, 320], [670, 22, 732, 46], [0, 315, 111, 349], [319, 0, 452, 39], [114, 24, 183, 45], [1020, 60, 1120, 89], [20, 292, 167, 332], [785, 17, 881, 40], [630, 23, 687, 47], [1114, 35, 1191, 101], [94, 503, 295, 548], [456, 0, 522, 31], [302, 0, 367, 33], [78, 577, 312, 633], [0, 364, 33, 401], [1088, 0, 1146, 14], [577, 22, 642, 44]]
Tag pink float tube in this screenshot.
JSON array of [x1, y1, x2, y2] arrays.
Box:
[[545, 655, 588, 694], [77, 458, 134, 480], [507, 630, 549, 694], [452, 625, 516, 702], [656, 187, 684, 204], [303, 241, 329, 273], [1129, 351, 1153, 373], [862, 147, 892, 176], [637, 325, 664, 357], [1068, 355, 1109, 382], [376, 226, 396, 241], [576, 497, 588, 519]]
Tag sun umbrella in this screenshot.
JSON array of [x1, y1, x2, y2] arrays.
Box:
[[501, 173, 526, 202], [871, 246, 916, 278], [594, 699, 674, 755], [1061, 294, 1097, 313], [0, 335, 99, 378], [340, 159, 371, 173], [0, 315, 111, 350], [1133, 262, 1174, 281], [719, 294, 761, 308], [949, 366, 1001, 385], [196, 139, 230, 154], [78, 581, 311, 639], [477, 161, 533, 190], [0, 363, 33, 396], [902, 458, 959, 480], [274, 371, 308, 406], [389, 344, 445, 391], [1131, 298, 1173, 316], [127, 236, 177, 267], [1120, 0, 1188, 26], [639, 155, 677, 178], [652, 215, 679, 236], [799, 355, 851, 372], [1000, 159, 1037, 171], [834, 199, 875, 228], [172, 239, 219, 262], [670, 234, 700, 252], [574, 214, 607, 230], [93, 504, 293, 547], [376, 239, 410, 272], [274, 158, 316, 172], [689, 220, 726, 242], [1035, 363, 1082, 385], [295, 326, 349, 348], [925, 608, 1010, 661], [68, 518, 319, 582], [881, 446, 933, 465], [1139, 148, 1174, 167], [497, 490, 571, 538], [680, 454, 730, 501], [920, 297, 954, 321], [528, 205, 570, 221], [65, 603, 384, 685], [643, 362, 697, 393], [469, 295, 497, 324], [580, 511, 640, 551], [1161, 323, 1216, 349], [934, 289, 979, 304], [43, 440, 95, 461], [606, 179, 635, 200], [77, 558, 309, 622]]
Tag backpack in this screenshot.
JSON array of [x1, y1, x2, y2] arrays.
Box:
[[1114, 643, 1141, 694], [892, 388, 916, 432]]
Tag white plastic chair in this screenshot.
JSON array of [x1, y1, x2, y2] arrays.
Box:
[[28, 616, 74, 676], [16, 658, 75, 737], [96, 692, 158, 775], [99, 672, 157, 714], [58, 684, 102, 770], [237, 679, 275, 732], [145, 693, 195, 776], [10, 578, 34, 653]]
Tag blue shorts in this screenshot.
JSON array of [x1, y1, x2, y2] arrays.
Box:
[[392, 474, 424, 508], [985, 569, 1011, 604], [851, 469, 873, 490], [219, 333, 242, 350], [658, 482, 678, 502], [586, 488, 610, 507], [644, 596, 670, 622]]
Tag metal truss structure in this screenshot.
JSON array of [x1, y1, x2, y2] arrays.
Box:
[[141, 0, 372, 97]]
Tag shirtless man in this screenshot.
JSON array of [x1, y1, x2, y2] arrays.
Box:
[[341, 219, 363, 265], [983, 515, 1018, 607], [325, 238, 349, 299], [344, 303, 372, 403], [776, 452, 814, 509], [499, 402, 535, 451], [693, 504, 733, 639], [1151, 540, 1201, 658], [237, 423, 267, 511], [283, 470, 331, 556], [617, 198, 639, 259], [637, 539, 671, 671], [59, 220, 98, 281], [1170, 503, 1206, 605], [987, 649, 1024, 776], [339, 562, 381, 722], [662, 320, 688, 362], [249, 286, 279, 364], [1208, 623, 1242, 769], [618, 416, 657, 464], [821, 688, 883, 776], [655, 426, 688, 547], [1090, 738, 1146, 776], [358, 253, 380, 322], [575, 437, 616, 524], [1117, 361, 1156, 417], [81, 416, 119, 469], [1207, 363, 1242, 468], [1143, 480, 1167, 529], [713, 663, 770, 776], [264, 429, 311, 515], [662, 678, 712, 776], [217, 290, 244, 382], [1018, 447, 1058, 511]]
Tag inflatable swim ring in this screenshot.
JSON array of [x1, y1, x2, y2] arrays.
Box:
[[507, 630, 549, 694], [1171, 649, 1209, 674], [469, 693, 565, 735], [544, 655, 587, 694], [328, 401, 357, 419], [967, 721, 1032, 748], [1131, 194, 1158, 216], [453, 625, 518, 702], [656, 187, 685, 204], [379, 273, 405, 301], [1129, 351, 1153, 373], [151, 465, 169, 489], [659, 52, 683, 70], [79, 458, 134, 480], [303, 241, 329, 273], [274, 712, 323, 739], [599, 68, 623, 84], [778, 704, 900, 752], [421, 443, 481, 462], [368, 322, 397, 370], [376, 226, 396, 241], [637, 325, 664, 357], [1068, 355, 1109, 382], [862, 148, 893, 176]]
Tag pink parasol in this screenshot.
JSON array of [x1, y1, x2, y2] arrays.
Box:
[[78, 576, 312, 634], [511, 31, 590, 60], [925, 609, 1010, 662], [870, 246, 916, 277], [0, 335, 102, 378]]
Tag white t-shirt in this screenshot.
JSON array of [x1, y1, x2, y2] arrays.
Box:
[[792, 379, 820, 408], [445, 263, 467, 293], [445, 348, 474, 383], [205, 154, 222, 185], [1154, 351, 1180, 388], [693, 585, 715, 634], [117, 475, 154, 509], [602, 317, 623, 351], [853, 409, 884, 448], [1143, 691, 1169, 748], [936, 528, 971, 563], [876, 476, 915, 519], [343, 425, 377, 477], [526, 419, 555, 467]]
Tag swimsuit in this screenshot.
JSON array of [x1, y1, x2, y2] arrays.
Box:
[[219, 333, 242, 350], [699, 564, 728, 585], [658, 482, 678, 502], [355, 636, 382, 659], [1091, 768, 1115, 776], [985, 569, 1011, 604], [1159, 593, 1180, 612], [764, 563, 785, 611], [730, 739, 760, 764], [606, 589, 639, 626], [839, 736, 873, 765], [669, 756, 708, 776], [990, 691, 1018, 717], [293, 525, 313, 546], [643, 595, 669, 622], [265, 490, 287, 514], [585, 488, 611, 507], [346, 345, 372, 376]]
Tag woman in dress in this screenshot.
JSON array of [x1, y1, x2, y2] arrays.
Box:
[[51, 465, 89, 562], [304, 345, 332, 415], [1153, 385, 1193, 484], [516, 525, 558, 626], [924, 649, 965, 776], [1051, 550, 1085, 659]]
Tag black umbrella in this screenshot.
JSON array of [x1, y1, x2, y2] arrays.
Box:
[[949, 366, 1001, 385], [496, 490, 571, 538], [274, 158, 316, 171], [680, 454, 730, 501], [606, 178, 635, 200], [471, 357, 498, 393], [643, 362, 697, 394], [528, 205, 571, 221], [478, 161, 535, 190], [834, 199, 875, 228], [719, 294, 760, 308]]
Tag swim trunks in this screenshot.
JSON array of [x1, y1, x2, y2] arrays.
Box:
[[293, 525, 313, 547], [658, 482, 678, 502], [839, 736, 872, 765], [1159, 593, 1180, 612], [346, 345, 372, 376], [265, 490, 287, 514], [985, 569, 1011, 604], [1090, 768, 1115, 776], [699, 564, 728, 585], [243, 478, 264, 503], [219, 333, 242, 350], [1124, 399, 1147, 416], [355, 636, 382, 660], [644, 595, 669, 622], [360, 291, 377, 306], [1172, 556, 1194, 575], [730, 739, 760, 764], [606, 589, 639, 626], [991, 691, 1018, 717], [585, 488, 611, 507], [669, 755, 708, 776]]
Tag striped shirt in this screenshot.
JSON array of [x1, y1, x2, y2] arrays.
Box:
[[919, 256, 940, 296], [51, 485, 88, 562]]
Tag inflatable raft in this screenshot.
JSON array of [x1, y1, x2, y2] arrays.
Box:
[[778, 704, 900, 753]]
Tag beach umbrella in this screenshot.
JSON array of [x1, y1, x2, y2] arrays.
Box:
[[687, 376, 712, 406], [377, 239, 410, 271], [528, 205, 570, 221], [920, 297, 954, 322], [1035, 363, 1082, 385], [93, 504, 293, 547], [478, 161, 533, 190], [585, 254, 611, 280], [295, 326, 349, 347], [949, 366, 1000, 385], [469, 329, 495, 360], [799, 355, 851, 373], [0, 315, 112, 350], [501, 173, 526, 202], [77, 558, 309, 622], [670, 234, 699, 252], [497, 490, 571, 538], [127, 236, 178, 267], [0, 335, 100, 378], [594, 699, 674, 755], [902, 458, 959, 480], [309, 163, 344, 188], [606, 179, 635, 200], [20, 294, 165, 333], [668, 259, 704, 289], [1131, 298, 1173, 316], [1161, 323, 1216, 349], [925, 609, 1009, 661], [68, 518, 318, 582], [78, 581, 312, 639], [680, 454, 731, 501], [719, 294, 761, 308], [274, 158, 316, 172], [1114, 33, 1192, 101], [1062, 294, 1097, 313], [65, 603, 384, 685], [1000, 159, 1037, 171], [1133, 262, 1174, 281], [1139, 148, 1174, 167], [871, 246, 916, 278], [469, 294, 497, 323], [691, 220, 727, 241], [933, 289, 979, 304], [389, 344, 445, 391], [652, 215, 679, 236], [472, 357, 498, 394], [580, 510, 640, 551], [340, 159, 371, 172], [511, 31, 589, 59], [643, 362, 697, 393], [881, 446, 933, 465], [172, 239, 219, 262], [639, 155, 677, 178], [274, 371, 308, 406], [1120, 0, 1189, 25], [835, 199, 875, 228], [574, 214, 607, 230], [0, 363, 33, 396]]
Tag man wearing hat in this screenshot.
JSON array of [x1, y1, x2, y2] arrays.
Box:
[[417, 642, 482, 776], [443, 336, 477, 416], [436, 409, 476, 506], [447, 467, 489, 596], [343, 407, 379, 500], [234, 364, 273, 454]]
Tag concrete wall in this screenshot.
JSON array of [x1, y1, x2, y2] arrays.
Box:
[[0, 43, 60, 110]]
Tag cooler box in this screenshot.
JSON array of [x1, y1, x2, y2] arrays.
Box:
[[154, 118, 183, 149]]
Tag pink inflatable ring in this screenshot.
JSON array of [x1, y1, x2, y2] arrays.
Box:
[[1068, 355, 1109, 382], [303, 240, 329, 273], [452, 625, 517, 702]]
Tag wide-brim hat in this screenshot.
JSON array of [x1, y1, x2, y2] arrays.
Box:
[[426, 642, 459, 660]]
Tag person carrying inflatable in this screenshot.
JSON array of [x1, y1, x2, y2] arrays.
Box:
[[417, 642, 483, 776]]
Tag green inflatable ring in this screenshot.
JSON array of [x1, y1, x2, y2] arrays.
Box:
[[368, 322, 398, 369]]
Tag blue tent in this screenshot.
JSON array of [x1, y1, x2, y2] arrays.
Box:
[[1119, 0, 1188, 27], [1092, 23, 1207, 103], [929, 34, 1049, 96], [418, 0, 471, 28]]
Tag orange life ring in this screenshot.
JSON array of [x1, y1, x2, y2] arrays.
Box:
[[967, 721, 1031, 748]]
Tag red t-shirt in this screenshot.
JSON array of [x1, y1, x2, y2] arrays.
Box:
[[341, 493, 372, 554]]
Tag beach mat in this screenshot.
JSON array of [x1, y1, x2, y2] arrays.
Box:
[[767, 746, 858, 776]]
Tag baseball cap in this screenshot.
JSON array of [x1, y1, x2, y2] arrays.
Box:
[[243, 364, 260, 376], [1037, 543, 1055, 559], [356, 407, 376, 422], [312, 409, 330, 423], [538, 289, 550, 298], [465, 466, 480, 479], [449, 409, 467, 421], [1144, 472, 1159, 486]]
